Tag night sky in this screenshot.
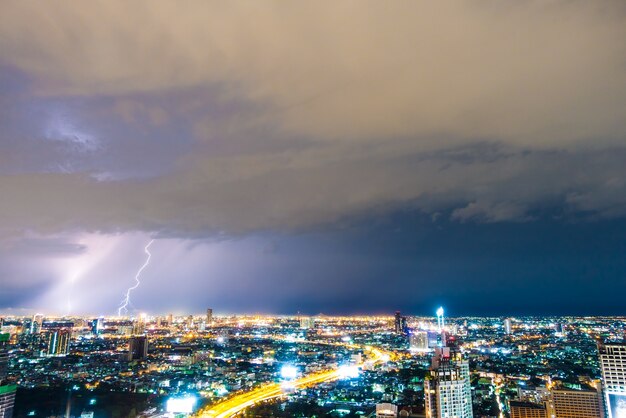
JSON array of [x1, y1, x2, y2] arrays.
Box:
[[1, 2, 626, 316]]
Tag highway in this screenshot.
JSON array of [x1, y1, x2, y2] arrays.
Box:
[[197, 345, 391, 418]]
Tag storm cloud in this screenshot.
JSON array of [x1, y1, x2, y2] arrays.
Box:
[[1, 1, 626, 314]]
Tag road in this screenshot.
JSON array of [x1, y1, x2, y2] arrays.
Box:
[[197, 346, 391, 418]]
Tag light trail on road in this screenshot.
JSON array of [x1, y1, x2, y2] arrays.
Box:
[[197, 345, 392, 418]]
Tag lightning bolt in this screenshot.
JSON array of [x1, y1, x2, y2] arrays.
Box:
[[118, 239, 155, 316]]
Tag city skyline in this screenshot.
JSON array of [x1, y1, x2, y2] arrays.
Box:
[[1, 2, 626, 316]]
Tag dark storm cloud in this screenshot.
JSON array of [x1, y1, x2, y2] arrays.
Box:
[[0, 1, 626, 314], [0, 1, 625, 238]]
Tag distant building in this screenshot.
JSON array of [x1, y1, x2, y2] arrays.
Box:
[[299, 316, 315, 329], [554, 323, 565, 336], [393, 311, 408, 335], [509, 401, 547, 418], [91, 317, 104, 335], [128, 336, 148, 361], [394, 311, 403, 334], [409, 331, 429, 352], [427, 331, 441, 349], [376, 403, 398, 417], [425, 347, 473, 418], [504, 318, 513, 335], [29, 314, 43, 334], [436, 307, 445, 331], [206, 308, 213, 324], [598, 341, 626, 418], [0, 333, 15, 418], [45, 330, 70, 356], [549, 387, 604, 418]]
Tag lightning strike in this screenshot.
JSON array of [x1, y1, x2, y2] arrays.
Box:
[[118, 239, 155, 316]]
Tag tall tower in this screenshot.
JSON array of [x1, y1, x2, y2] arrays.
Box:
[[30, 314, 43, 334], [45, 330, 70, 356], [394, 311, 403, 334], [206, 308, 213, 325], [436, 307, 445, 332], [504, 318, 513, 335], [425, 347, 473, 418], [128, 336, 148, 361], [598, 341, 626, 418], [0, 333, 16, 418]]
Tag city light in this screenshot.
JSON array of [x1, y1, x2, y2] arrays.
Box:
[[337, 365, 360, 379], [166, 396, 197, 413], [280, 365, 298, 380]]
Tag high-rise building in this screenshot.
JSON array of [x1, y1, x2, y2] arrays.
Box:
[[0, 333, 16, 418], [599, 341, 626, 418], [394, 311, 403, 334], [436, 307, 445, 331], [509, 401, 547, 418], [128, 336, 148, 361], [393, 311, 408, 335], [299, 317, 315, 329], [504, 318, 513, 335], [45, 330, 70, 356], [90, 317, 104, 335], [425, 347, 473, 418], [410, 331, 429, 352], [549, 387, 604, 418], [30, 314, 43, 334], [206, 308, 213, 324]]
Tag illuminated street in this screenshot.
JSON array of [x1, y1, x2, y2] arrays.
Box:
[[198, 345, 391, 417]]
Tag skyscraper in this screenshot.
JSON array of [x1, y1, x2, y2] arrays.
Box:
[[599, 341, 626, 418], [128, 336, 148, 361], [504, 318, 513, 335], [394, 311, 402, 334], [425, 347, 473, 418], [436, 307, 445, 332], [206, 308, 213, 324], [45, 330, 70, 356], [409, 331, 429, 352], [0, 333, 15, 418], [29, 314, 43, 335], [299, 316, 315, 329]]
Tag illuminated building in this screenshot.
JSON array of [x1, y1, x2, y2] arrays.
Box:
[[549, 387, 604, 418], [503, 317, 512, 334], [206, 308, 213, 324], [376, 403, 398, 417], [599, 342, 626, 418], [394, 311, 402, 334], [128, 336, 148, 361], [409, 331, 429, 352], [133, 314, 146, 335], [393, 311, 408, 335], [0, 333, 15, 418], [436, 307, 445, 331], [425, 347, 473, 418], [509, 401, 547, 418], [29, 314, 43, 334], [91, 317, 104, 335], [300, 316, 315, 329], [427, 331, 441, 349], [45, 330, 70, 356]]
